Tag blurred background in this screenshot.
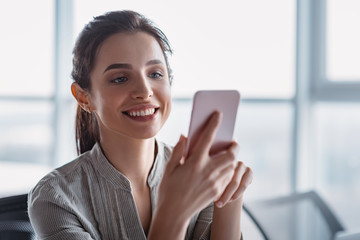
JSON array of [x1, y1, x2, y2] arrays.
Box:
[[0, 0, 359, 236]]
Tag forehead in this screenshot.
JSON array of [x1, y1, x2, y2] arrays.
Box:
[[94, 32, 166, 68]]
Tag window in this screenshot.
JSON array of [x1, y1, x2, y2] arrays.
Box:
[[311, 0, 360, 100], [0, 0, 54, 97], [305, 0, 360, 229], [326, 0, 360, 81], [314, 103, 360, 229], [0, 0, 54, 196], [1, 0, 358, 233]]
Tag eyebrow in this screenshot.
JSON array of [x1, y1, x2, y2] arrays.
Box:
[[103, 63, 132, 73], [103, 59, 165, 73]]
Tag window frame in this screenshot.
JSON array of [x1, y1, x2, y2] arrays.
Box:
[[310, 0, 360, 101]]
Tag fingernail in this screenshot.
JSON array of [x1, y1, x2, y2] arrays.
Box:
[[212, 111, 220, 118], [217, 111, 223, 118], [216, 201, 223, 208]]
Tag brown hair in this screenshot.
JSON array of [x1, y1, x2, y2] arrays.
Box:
[[71, 10, 173, 155]]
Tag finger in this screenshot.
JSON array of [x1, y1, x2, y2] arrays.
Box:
[[212, 141, 240, 160], [195, 142, 238, 203], [214, 162, 245, 208], [188, 154, 237, 210], [190, 111, 222, 157], [166, 135, 187, 172], [207, 158, 236, 199], [207, 141, 239, 177], [230, 166, 253, 201], [230, 141, 240, 157], [199, 162, 235, 205]]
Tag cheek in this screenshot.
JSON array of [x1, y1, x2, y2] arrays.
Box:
[[163, 88, 172, 120], [91, 90, 119, 115], [155, 84, 171, 115], [162, 85, 172, 104], [166, 98, 172, 118]]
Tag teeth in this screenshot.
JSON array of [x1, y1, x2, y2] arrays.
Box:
[[128, 108, 156, 117]]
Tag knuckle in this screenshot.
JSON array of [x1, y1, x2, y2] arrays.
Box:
[[245, 166, 253, 177], [208, 174, 218, 186], [237, 161, 245, 168], [231, 161, 238, 169], [207, 176, 222, 196], [209, 183, 219, 196], [191, 160, 203, 173], [232, 178, 241, 187], [226, 160, 237, 171], [227, 151, 236, 161], [238, 162, 248, 172], [213, 186, 222, 197]]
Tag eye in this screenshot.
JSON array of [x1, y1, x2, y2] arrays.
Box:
[[111, 76, 128, 83], [149, 72, 163, 79]]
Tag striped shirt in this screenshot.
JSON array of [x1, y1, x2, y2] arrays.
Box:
[[28, 140, 213, 240]]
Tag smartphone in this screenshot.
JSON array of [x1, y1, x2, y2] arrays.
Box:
[[185, 90, 241, 157]]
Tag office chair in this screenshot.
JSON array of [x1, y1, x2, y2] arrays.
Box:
[[243, 190, 345, 240], [0, 193, 35, 240], [335, 230, 360, 240]]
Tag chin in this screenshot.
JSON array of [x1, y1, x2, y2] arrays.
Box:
[[128, 127, 161, 140]]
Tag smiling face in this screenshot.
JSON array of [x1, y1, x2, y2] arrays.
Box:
[[86, 32, 172, 141]]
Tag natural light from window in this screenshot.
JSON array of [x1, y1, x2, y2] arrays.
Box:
[[326, 0, 360, 81], [74, 0, 295, 99], [0, 0, 54, 97]]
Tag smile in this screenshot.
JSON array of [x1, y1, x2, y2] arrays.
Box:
[[124, 108, 159, 117]]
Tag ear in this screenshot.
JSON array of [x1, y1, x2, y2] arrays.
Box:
[[71, 83, 93, 113]]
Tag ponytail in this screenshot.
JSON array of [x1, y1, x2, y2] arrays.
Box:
[[75, 105, 99, 155]]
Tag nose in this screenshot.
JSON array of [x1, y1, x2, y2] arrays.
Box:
[[131, 74, 153, 100]]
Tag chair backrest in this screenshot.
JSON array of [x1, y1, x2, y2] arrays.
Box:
[[0, 193, 35, 240], [244, 190, 345, 240]]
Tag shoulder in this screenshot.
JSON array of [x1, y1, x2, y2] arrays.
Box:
[[27, 149, 101, 239], [28, 149, 95, 205]]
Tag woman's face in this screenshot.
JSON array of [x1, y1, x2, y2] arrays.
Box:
[[87, 32, 172, 140]]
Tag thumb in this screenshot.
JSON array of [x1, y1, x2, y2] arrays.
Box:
[[166, 135, 187, 171]]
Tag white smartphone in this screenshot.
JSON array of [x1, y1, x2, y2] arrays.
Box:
[[185, 90, 241, 157]]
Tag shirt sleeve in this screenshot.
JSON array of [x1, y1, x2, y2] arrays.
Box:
[[190, 203, 213, 240], [28, 184, 96, 240]]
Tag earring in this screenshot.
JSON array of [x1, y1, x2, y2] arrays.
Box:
[[80, 105, 91, 113]]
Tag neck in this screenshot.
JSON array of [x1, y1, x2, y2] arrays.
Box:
[[99, 134, 156, 189]]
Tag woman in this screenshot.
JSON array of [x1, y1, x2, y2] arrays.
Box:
[[28, 10, 253, 240]]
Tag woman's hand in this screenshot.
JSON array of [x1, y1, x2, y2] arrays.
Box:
[[210, 143, 253, 240], [214, 146, 253, 208], [149, 112, 238, 239]]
